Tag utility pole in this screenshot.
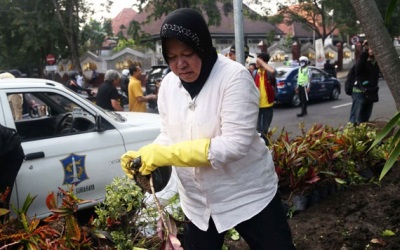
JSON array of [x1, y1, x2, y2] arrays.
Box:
[[233, 0, 245, 65]]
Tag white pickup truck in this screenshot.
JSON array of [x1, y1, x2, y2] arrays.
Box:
[[0, 78, 161, 218]]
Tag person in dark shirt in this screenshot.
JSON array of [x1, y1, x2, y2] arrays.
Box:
[[67, 71, 93, 96], [120, 69, 130, 99], [96, 70, 124, 111], [0, 123, 24, 213], [349, 40, 380, 124], [323, 59, 336, 77]]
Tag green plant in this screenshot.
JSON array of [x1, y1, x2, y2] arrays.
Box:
[[272, 123, 341, 196], [1, 186, 93, 249], [92, 176, 184, 249], [369, 112, 400, 180], [44, 186, 93, 249], [271, 122, 392, 203], [92, 176, 146, 249]]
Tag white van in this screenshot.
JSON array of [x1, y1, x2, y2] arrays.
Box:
[[0, 78, 161, 218]]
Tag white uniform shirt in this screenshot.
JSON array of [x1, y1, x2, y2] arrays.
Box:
[[155, 55, 278, 233], [77, 75, 84, 87]]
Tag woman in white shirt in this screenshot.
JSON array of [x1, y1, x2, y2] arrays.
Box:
[[121, 8, 295, 249]]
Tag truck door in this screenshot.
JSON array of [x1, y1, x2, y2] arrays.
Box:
[[5, 89, 126, 218]]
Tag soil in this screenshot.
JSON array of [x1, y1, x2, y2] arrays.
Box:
[[225, 163, 400, 250]]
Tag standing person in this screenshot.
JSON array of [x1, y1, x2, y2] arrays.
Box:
[[120, 69, 130, 99], [128, 64, 157, 112], [89, 69, 99, 85], [67, 71, 93, 96], [283, 55, 290, 66], [77, 71, 84, 87], [0, 123, 24, 212], [255, 52, 276, 145], [121, 8, 295, 250], [349, 40, 380, 124], [323, 59, 336, 77], [228, 43, 253, 62], [96, 69, 124, 111], [248, 62, 257, 79], [295, 56, 311, 117]]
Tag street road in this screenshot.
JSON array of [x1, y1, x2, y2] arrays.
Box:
[[271, 79, 398, 137], [146, 78, 397, 137]]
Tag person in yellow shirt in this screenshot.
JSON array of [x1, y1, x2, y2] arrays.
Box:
[[128, 64, 157, 112], [255, 53, 276, 145]]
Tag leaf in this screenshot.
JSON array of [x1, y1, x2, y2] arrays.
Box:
[[66, 215, 81, 241], [26, 242, 40, 250], [379, 139, 400, 180], [334, 178, 346, 184], [385, 0, 399, 26], [381, 229, 396, 237], [0, 208, 9, 216], [370, 238, 383, 244], [94, 230, 113, 241], [21, 193, 37, 215], [230, 230, 240, 241], [166, 234, 183, 250], [28, 218, 41, 232], [369, 112, 400, 150], [45, 192, 58, 210]]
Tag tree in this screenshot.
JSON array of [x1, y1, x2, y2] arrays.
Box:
[[266, 0, 361, 44], [376, 0, 400, 37], [0, 0, 111, 75], [52, 0, 94, 72], [133, 0, 234, 26], [81, 19, 109, 55], [0, 0, 67, 76], [349, 0, 400, 110]]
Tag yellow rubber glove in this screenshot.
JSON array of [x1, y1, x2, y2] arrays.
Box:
[[121, 151, 140, 179], [121, 139, 211, 176]]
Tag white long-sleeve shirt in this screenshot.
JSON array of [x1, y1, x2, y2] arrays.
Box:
[[155, 55, 278, 233]]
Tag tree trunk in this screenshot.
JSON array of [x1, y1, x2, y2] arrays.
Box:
[[350, 0, 400, 110], [52, 0, 83, 73]]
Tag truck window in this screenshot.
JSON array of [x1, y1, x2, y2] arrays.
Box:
[[8, 91, 97, 141]]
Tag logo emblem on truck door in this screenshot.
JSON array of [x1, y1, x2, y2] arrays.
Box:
[[60, 153, 89, 186]]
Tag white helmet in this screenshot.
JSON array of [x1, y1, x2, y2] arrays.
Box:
[[299, 56, 309, 63], [122, 69, 129, 76]]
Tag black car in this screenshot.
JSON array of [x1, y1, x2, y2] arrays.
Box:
[[145, 65, 170, 109]]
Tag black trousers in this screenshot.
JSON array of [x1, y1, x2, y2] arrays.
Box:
[[0, 145, 24, 206], [183, 192, 296, 250], [298, 86, 308, 114]]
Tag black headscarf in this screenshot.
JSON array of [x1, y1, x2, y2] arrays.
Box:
[[160, 8, 218, 99]]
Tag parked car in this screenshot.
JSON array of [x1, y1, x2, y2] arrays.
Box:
[[274, 66, 341, 107], [0, 69, 25, 78], [145, 65, 171, 109], [0, 78, 161, 218]]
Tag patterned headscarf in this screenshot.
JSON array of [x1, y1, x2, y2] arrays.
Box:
[[160, 8, 218, 98]]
